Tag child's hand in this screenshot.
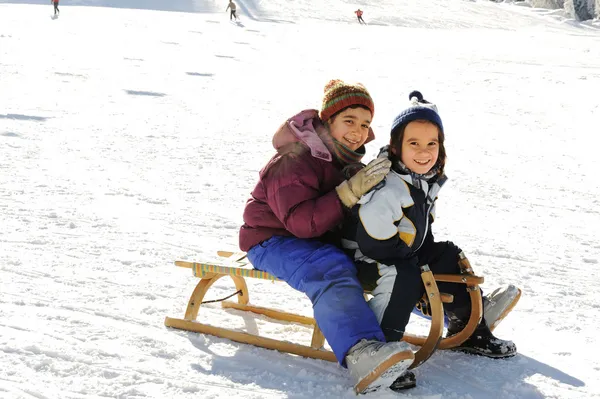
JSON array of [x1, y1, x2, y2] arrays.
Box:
[[336, 157, 391, 207]]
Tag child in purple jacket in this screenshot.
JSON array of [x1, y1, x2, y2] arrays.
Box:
[[239, 80, 413, 394]]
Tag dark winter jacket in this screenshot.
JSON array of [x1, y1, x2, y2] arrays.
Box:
[[239, 109, 373, 252], [341, 157, 447, 268]]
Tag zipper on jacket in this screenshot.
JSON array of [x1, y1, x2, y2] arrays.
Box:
[[414, 175, 446, 252]]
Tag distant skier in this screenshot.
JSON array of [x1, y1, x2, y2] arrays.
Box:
[[51, 0, 59, 16], [226, 0, 238, 21], [355, 9, 365, 24]]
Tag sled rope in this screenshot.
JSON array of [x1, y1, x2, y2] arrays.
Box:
[[202, 289, 243, 304]]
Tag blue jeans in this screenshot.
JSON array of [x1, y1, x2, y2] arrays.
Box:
[[247, 236, 385, 365]]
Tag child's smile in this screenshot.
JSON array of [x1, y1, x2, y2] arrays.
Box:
[[328, 107, 372, 151], [399, 121, 440, 175]]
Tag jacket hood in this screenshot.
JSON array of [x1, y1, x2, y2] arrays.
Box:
[[272, 109, 376, 162]]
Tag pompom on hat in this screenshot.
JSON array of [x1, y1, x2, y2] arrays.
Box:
[[319, 79, 375, 122], [390, 90, 443, 137]]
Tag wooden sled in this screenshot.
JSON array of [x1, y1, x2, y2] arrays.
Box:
[[164, 251, 484, 369]]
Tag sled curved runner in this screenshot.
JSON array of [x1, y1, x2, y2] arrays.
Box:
[[164, 251, 484, 369]]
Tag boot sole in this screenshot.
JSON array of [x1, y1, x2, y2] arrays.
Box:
[[488, 288, 521, 331], [354, 350, 414, 394], [390, 381, 417, 391], [452, 346, 517, 359], [389, 376, 417, 391]]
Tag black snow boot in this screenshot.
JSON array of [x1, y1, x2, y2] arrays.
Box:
[[447, 316, 517, 359], [389, 370, 417, 391]]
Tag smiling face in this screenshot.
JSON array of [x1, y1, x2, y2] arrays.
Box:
[[393, 120, 440, 174], [327, 106, 372, 151]]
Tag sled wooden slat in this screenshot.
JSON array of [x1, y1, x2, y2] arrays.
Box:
[[164, 317, 337, 362], [175, 260, 281, 281], [221, 301, 316, 326], [433, 274, 484, 285], [438, 287, 482, 349], [408, 265, 444, 368], [165, 250, 484, 369]]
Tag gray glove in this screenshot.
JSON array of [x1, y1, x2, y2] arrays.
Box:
[[335, 157, 391, 208]]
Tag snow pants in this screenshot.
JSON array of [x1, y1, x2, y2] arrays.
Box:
[[54, 2, 59, 14], [247, 235, 386, 365], [357, 241, 471, 341]]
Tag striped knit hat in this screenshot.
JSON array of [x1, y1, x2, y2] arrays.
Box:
[[319, 79, 375, 122]]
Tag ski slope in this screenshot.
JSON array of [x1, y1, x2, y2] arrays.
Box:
[[1, 0, 599, 398]]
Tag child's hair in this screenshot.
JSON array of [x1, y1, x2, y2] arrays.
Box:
[[390, 120, 446, 175], [389, 91, 446, 176], [327, 104, 372, 123]]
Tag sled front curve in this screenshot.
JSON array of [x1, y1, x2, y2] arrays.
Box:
[[164, 251, 484, 369]]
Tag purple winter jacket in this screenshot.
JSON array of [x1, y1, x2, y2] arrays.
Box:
[[238, 109, 374, 252]]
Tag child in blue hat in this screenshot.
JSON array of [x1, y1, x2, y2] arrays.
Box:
[[341, 91, 520, 390]]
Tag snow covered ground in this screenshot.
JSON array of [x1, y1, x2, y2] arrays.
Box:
[[1, 0, 599, 398]]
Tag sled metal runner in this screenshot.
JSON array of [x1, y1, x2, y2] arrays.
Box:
[[164, 251, 484, 369]]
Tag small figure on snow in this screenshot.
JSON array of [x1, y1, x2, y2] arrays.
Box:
[[226, 0, 238, 21], [51, 0, 60, 16], [240, 80, 414, 394], [340, 91, 520, 390], [355, 8, 366, 24]]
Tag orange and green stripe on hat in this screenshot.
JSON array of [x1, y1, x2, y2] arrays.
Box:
[[319, 79, 375, 122]]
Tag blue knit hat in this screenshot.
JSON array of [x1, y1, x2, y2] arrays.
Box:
[[390, 90, 443, 137]]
